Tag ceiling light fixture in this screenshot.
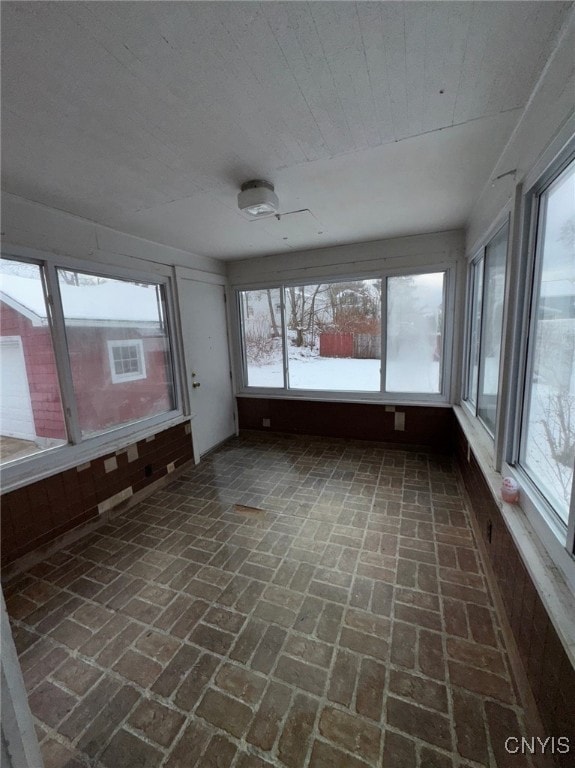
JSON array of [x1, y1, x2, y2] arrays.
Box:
[[238, 179, 279, 217]]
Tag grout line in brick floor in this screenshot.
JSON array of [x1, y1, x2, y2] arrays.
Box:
[[377, 447, 396, 768]]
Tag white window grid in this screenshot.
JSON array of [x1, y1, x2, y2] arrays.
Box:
[[107, 339, 147, 383]]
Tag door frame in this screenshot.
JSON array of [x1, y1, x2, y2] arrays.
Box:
[[1, 589, 45, 767]]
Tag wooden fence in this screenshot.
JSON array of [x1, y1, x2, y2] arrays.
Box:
[[353, 333, 381, 359], [319, 333, 380, 359]]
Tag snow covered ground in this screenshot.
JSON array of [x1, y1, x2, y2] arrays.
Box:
[[522, 384, 574, 524], [247, 354, 440, 393]]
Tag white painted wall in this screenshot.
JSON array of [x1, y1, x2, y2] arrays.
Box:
[[226, 229, 464, 287], [466, 7, 575, 254], [1, 192, 225, 278]]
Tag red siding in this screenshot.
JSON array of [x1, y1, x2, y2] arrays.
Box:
[[67, 327, 172, 434], [0, 303, 66, 439], [1, 301, 172, 440]]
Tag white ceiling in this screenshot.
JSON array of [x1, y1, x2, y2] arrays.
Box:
[[1, 1, 571, 260]]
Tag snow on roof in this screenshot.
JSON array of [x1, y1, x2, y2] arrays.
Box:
[[541, 275, 575, 297], [0, 274, 161, 325]]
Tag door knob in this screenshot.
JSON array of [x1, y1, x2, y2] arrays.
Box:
[[192, 381, 201, 388]]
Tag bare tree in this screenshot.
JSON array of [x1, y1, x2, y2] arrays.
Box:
[[559, 215, 575, 250], [532, 392, 575, 509], [266, 289, 280, 337], [286, 285, 324, 347]]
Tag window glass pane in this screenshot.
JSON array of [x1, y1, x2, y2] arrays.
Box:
[[0, 259, 67, 464], [521, 158, 575, 523], [239, 288, 284, 387], [57, 270, 175, 437], [467, 259, 484, 408], [477, 224, 508, 433], [108, 339, 146, 382], [285, 280, 381, 391], [386, 272, 445, 393]]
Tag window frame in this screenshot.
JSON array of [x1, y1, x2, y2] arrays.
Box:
[[507, 147, 575, 544], [507, 149, 575, 555], [233, 264, 455, 405], [0, 247, 185, 493], [107, 339, 147, 384], [384, 270, 447, 396], [462, 251, 484, 416], [462, 219, 509, 439]]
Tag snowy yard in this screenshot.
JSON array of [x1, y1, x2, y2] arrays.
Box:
[[523, 383, 574, 524], [247, 353, 440, 393]]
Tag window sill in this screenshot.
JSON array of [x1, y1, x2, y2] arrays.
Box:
[[0, 412, 190, 494], [236, 389, 452, 408], [453, 405, 575, 668]]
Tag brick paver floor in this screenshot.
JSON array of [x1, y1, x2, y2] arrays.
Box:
[[5, 432, 541, 767]]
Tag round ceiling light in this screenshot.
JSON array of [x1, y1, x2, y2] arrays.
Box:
[[238, 179, 279, 217]]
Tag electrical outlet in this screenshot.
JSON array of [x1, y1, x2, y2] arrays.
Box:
[[262, 418, 271, 428]]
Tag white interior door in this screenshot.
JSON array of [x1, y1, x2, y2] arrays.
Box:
[[0, 337, 36, 441], [177, 276, 236, 457]]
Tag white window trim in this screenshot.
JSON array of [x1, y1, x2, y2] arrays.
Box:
[[232, 263, 456, 405], [462, 251, 484, 414], [0, 247, 185, 492], [107, 339, 147, 383], [509, 150, 575, 554], [461, 219, 510, 442]]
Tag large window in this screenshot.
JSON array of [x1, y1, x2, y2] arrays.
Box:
[[520, 158, 575, 525], [0, 257, 178, 468], [464, 222, 508, 435], [237, 271, 448, 398], [285, 280, 381, 392], [0, 259, 67, 464], [240, 288, 284, 388], [386, 273, 445, 393], [58, 269, 174, 438], [477, 227, 507, 432]]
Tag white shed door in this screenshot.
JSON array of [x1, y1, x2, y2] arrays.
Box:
[[0, 337, 36, 440]]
